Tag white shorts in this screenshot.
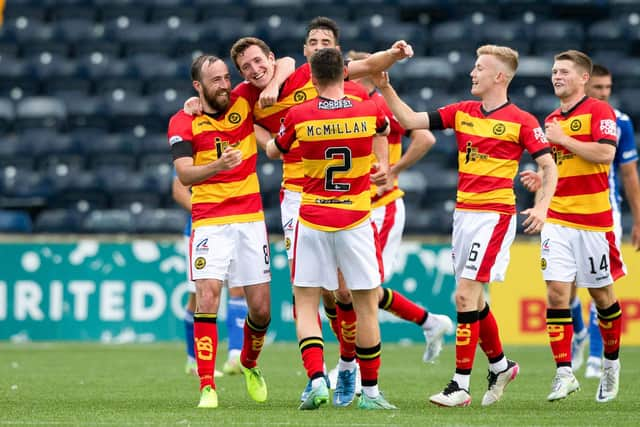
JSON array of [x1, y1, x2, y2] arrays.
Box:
[[190, 221, 271, 287], [371, 198, 405, 281], [292, 221, 383, 291], [183, 235, 196, 293], [540, 222, 626, 288], [451, 210, 516, 283], [280, 189, 301, 259]]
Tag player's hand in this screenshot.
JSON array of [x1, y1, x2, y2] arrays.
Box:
[[370, 163, 388, 187], [371, 71, 390, 89], [389, 40, 414, 60], [631, 223, 640, 251], [259, 85, 278, 109], [545, 118, 567, 145], [183, 97, 203, 116], [520, 206, 546, 235], [218, 146, 242, 170], [519, 170, 542, 192]]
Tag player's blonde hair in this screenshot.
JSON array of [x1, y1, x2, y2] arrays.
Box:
[[476, 44, 519, 82]]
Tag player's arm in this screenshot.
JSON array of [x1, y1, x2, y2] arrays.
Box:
[[545, 118, 615, 164], [620, 159, 640, 250], [371, 71, 429, 130], [521, 152, 558, 234], [254, 124, 272, 152], [172, 176, 191, 212], [346, 40, 413, 79], [259, 56, 295, 108], [172, 142, 242, 186], [390, 129, 435, 176], [370, 118, 391, 187]]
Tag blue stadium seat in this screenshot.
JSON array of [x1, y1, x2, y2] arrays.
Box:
[[586, 20, 630, 54], [111, 192, 163, 212], [103, 92, 155, 133], [147, 0, 199, 23], [510, 55, 553, 92], [0, 210, 33, 233], [15, 97, 68, 130], [256, 17, 307, 57], [4, 3, 48, 23], [0, 168, 52, 208], [249, 0, 303, 21], [194, 0, 249, 21], [115, 22, 174, 56], [134, 208, 188, 233], [533, 20, 585, 56], [199, 18, 258, 48], [39, 154, 86, 179], [396, 0, 450, 22], [618, 89, 640, 129], [257, 160, 283, 209], [429, 20, 479, 55], [19, 128, 76, 158], [53, 18, 104, 45], [497, 0, 554, 21], [33, 208, 84, 233], [263, 207, 282, 234], [81, 209, 136, 233], [63, 94, 109, 129], [97, 0, 149, 22], [49, 0, 98, 21], [298, 3, 351, 22], [347, 1, 401, 22], [610, 57, 640, 91], [0, 56, 40, 99], [531, 94, 560, 124], [479, 20, 532, 55], [400, 56, 455, 93], [0, 98, 15, 132], [369, 22, 428, 55]]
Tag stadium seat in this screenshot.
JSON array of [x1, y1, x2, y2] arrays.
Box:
[[39, 154, 86, 179], [115, 23, 175, 56], [609, 57, 640, 91], [53, 18, 104, 45], [0, 56, 40, 99], [256, 17, 307, 57], [257, 160, 283, 209], [533, 20, 585, 56], [586, 20, 630, 54], [33, 208, 84, 233], [400, 56, 455, 93], [3, 2, 48, 22], [369, 21, 427, 54], [0, 168, 51, 208], [103, 93, 156, 133], [298, 3, 351, 22], [510, 55, 553, 92], [134, 208, 188, 233], [111, 192, 163, 212], [97, 0, 149, 22], [531, 94, 560, 124], [0, 210, 33, 233], [429, 20, 479, 56], [15, 97, 67, 130], [194, 0, 249, 21], [618, 89, 640, 129], [81, 209, 136, 233], [49, 1, 98, 21], [147, 0, 199, 23], [479, 20, 532, 55], [263, 207, 282, 234], [0, 98, 15, 132], [348, 1, 401, 22], [396, 0, 451, 22], [249, 0, 303, 21]]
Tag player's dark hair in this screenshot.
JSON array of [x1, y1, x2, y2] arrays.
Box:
[[191, 54, 222, 82], [306, 16, 340, 44], [555, 50, 593, 76], [230, 37, 272, 71], [591, 64, 611, 78], [310, 48, 343, 86]]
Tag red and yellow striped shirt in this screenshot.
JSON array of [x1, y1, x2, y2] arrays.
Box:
[[239, 63, 369, 192], [275, 96, 387, 231], [545, 96, 617, 231], [369, 90, 405, 208], [433, 101, 550, 215], [167, 86, 263, 228]]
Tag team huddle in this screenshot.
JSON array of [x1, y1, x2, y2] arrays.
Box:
[[167, 16, 634, 410]]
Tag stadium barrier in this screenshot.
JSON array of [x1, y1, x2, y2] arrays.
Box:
[[0, 238, 456, 343]]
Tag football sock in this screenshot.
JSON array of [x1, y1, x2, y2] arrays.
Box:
[[299, 336, 325, 380], [597, 301, 622, 360], [194, 313, 218, 390], [378, 287, 428, 325], [546, 308, 573, 368], [240, 315, 269, 369]]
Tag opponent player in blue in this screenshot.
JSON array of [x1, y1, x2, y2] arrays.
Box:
[[570, 64, 640, 379]]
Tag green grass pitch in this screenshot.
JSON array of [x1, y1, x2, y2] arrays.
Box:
[[1, 342, 638, 426]]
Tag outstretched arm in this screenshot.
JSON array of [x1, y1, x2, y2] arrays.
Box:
[[520, 153, 558, 234], [347, 40, 413, 79], [390, 129, 435, 176]]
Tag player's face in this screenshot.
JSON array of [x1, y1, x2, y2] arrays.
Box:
[[197, 60, 232, 112], [586, 75, 612, 102], [304, 29, 338, 62], [236, 44, 276, 90], [469, 55, 498, 97], [551, 59, 588, 100]]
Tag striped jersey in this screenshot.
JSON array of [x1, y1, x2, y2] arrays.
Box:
[[369, 90, 405, 208], [275, 96, 387, 231], [238, 63, 369, 192], [545, 96, 618, 231], [167, 86, 264, 228], [429, 101, 550, 215]]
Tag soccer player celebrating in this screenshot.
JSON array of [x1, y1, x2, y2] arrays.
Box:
[[521, 52, 626, 403], [267, 47, 396, 411], [568, 63, 640, 379], [374, 45, 558, 407], [168, 54, 282, 409]]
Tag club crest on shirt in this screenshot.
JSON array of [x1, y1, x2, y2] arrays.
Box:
[[570, 119, 582, 132], [228, 112, 242, 124], [294, 90, 307, 103], [194, 257, 206, 269], [492, 123, 506, 135], [541, 258, 547, 270], [285, 237, 291, 251]]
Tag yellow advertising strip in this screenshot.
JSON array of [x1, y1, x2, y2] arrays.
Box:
[[454, 111, 521, 142], [457, 153, 519, 179], [490, 241, 640, 345]]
